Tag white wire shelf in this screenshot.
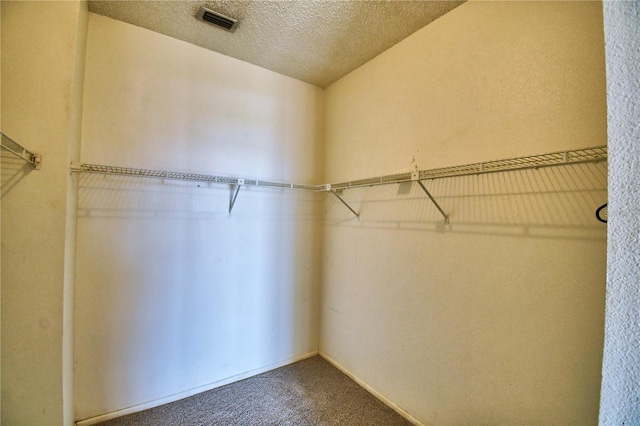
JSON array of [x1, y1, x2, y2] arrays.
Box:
[[70, 145, 607, 220], [321, 145, 607, 191], [1, 132, 42, 169], [69, 162, 317, 191], [317, 145, 607, 222]]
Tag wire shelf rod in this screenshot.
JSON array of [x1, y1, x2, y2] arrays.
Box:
[[69, 162, 317, 191], [71, 145, 606, 220], [0, 132, 42, 169], [317, 145, 606, 222], [323, 145, 607, 191]]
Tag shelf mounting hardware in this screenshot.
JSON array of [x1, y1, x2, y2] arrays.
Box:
[[412, 170, 449, 224], [318, 184, 359, 219], [229, 178, 244, 215], [1, 132, 41, 169], [332, 190, 360, 219], [596, 203, 607, 223]]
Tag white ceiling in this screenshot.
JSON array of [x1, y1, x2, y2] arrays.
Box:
[[87, 1, 465, 88]]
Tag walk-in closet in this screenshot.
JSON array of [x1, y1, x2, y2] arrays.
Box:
[[2, 1, 638, 425]]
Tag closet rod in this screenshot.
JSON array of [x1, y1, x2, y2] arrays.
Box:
[[0, 132, 42, 169], [69, 162, 317, 191]]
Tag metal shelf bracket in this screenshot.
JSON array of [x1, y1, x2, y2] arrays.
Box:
[[332, 190, 360, 219], [229, 178, 245, 215], [412, 170, 449, 224], [1, 132, 41, 169], [318, 184, 360, 219]]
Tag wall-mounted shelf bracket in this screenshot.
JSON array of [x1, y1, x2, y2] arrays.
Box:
[[318, 184, 360, 219], [412, 170, 449, 224], [1, 132, 41, 169], [229, 178, 245, 215], [332, 190, 360, 219]]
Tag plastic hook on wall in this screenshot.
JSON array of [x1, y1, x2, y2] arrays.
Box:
[[596, 203, 608, 223]]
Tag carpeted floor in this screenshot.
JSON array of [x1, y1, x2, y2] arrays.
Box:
[[98, 356, 411, 425]]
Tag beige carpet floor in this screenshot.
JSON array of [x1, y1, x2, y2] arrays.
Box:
[[98, 355, 411, 425]]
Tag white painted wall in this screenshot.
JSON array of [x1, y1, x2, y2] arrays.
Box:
[[321, 1, 607, 425], [0, 3, 3, 417], [74, 14, 324, 422], [1, 2, 87, 424], [600, 1, 640, 424]]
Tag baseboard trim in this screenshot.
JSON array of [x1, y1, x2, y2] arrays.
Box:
[[75, 351, 319, 426], [319, 352, 426, 426]]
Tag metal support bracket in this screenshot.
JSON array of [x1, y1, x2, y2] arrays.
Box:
[[331, 190, 360, 219], [229, 178, 244, 215], [412, 171, 449, 224], [318, 184, 359, 219], [1, 132, 41, 169]]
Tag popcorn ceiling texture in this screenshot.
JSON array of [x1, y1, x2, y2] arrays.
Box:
[[87, 0, 463, 88], [600, 1, 640, 424]]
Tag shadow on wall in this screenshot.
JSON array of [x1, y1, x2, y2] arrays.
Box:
[[324, 161, 608, 241], [73, 173, 323, 420], [1, 154, 37, 197]]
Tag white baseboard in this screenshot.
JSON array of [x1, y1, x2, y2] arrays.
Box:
[[75, 351, 319, 426], [319, 352, 426, 426]]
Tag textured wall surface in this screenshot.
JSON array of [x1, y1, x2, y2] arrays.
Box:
[[1, 2, 87, 425], [74, 13, 324, 422], [600, 1, 640, 424], [321, 1, 607, 424]]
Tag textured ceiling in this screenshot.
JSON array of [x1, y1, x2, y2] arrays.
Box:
[[87, 1, 464, 88]]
